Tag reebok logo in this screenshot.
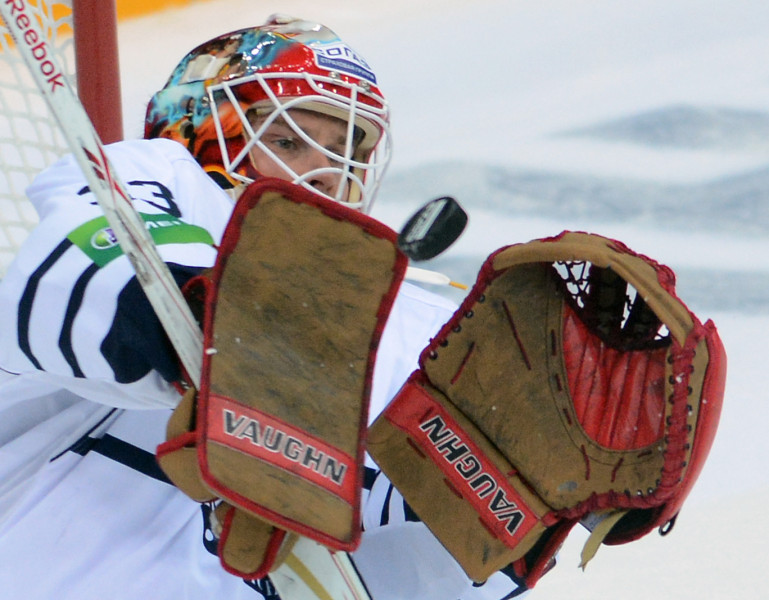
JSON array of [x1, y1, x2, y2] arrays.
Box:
[[4, 0, 66, 92]]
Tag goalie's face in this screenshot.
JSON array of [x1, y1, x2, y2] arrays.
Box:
[[245, 108, 363, 205], [203, 61, 390, 211], [144, 21, 392, 212]]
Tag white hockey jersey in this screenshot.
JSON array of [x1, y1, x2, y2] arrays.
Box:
[[0, 138, 528, 599]]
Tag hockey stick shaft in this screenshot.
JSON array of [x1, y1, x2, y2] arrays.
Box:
[[0, 0, 204, 385], [406, 266, 468, 289]]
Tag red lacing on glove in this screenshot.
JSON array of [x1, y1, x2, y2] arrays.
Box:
[[562, 303, 668, 450]]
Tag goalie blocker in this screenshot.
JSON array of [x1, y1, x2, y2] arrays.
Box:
[[157, 178, 407, 578], [368, 231, 726, 587]]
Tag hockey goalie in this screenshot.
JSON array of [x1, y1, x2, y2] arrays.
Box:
[[0, 11, 726, 600]]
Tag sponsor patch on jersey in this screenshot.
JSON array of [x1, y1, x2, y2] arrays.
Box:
[[68, 214, 214, 267], [311, 41, 377, 85]]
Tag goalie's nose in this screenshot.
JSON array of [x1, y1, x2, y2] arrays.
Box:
[[295, 152, 347, 201]]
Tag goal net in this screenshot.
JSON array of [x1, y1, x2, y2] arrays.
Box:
[[0, 0, 120, 278]]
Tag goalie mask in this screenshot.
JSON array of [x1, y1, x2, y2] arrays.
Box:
[[144, 15, 391, 212]]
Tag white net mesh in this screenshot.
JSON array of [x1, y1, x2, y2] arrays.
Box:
[[0, 1, 74, 277]]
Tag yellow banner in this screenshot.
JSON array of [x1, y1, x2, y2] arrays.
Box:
[[117, 0, 214, 21]]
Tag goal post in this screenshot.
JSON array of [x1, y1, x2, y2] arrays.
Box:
[[73, 0, 123, 144], [0, 0, 122, 277]]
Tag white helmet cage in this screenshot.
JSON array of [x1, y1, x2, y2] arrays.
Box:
[[207, 70, 391, 213]]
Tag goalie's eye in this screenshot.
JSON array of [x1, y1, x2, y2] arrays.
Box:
[[255, 134, 299, 159]]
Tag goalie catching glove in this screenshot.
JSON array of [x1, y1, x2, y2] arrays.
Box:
[[157, 179, 407, 578], [368, 231, 726, 587]]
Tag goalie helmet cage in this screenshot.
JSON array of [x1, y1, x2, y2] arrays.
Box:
[[0, 0, 122, 278]]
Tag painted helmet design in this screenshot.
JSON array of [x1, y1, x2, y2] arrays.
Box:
[[144, 15, 391, 212]]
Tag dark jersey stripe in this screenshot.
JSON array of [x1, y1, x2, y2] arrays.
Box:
[[17, 239, 74, 369], [58, 262, 100, 377]]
